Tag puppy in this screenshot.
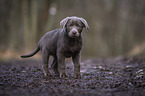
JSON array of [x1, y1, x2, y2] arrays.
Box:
[[21, 16, 89, 78]]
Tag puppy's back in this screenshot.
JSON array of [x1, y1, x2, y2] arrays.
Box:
[[38, 28, 63, 53]]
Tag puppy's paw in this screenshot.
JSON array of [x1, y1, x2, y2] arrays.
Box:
[[74, 73, 81, 79], [54, 70, 60, 77], [44, 73, 53, 77], [59, 72, 68, 78], [47, 74, 53, 77]]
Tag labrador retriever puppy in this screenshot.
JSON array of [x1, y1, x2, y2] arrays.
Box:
[[21, 16, 89, 78]]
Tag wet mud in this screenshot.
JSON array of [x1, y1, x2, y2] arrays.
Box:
[[0, 57, 145, 96]]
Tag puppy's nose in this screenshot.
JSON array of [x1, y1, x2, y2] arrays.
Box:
[[72, 31, 77, 35]]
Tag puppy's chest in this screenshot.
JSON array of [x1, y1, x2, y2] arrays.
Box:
[[69, 46, 80, 52], [68, 41, 82, 50], [64, 42, 82, 57]]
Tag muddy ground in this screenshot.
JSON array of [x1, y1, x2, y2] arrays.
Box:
[[0, 56, 145, 96]]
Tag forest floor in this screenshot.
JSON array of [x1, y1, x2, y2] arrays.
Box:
[[0, 56, 145, 96]]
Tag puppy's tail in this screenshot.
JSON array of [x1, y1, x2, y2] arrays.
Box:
[[20, 46, 40, 58]]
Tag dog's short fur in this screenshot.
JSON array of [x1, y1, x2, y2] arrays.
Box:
[[21, 16, 89, 78]]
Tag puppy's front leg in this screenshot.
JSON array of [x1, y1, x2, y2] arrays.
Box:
[[72, 53, 81, 78], [57, 54, 68, 78]]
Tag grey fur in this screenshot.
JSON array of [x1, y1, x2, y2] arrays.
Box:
[[21, 16, 89, 78], [60, 16, 89, 32]]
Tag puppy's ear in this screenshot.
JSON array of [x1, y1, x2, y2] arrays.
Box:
[[79, 18, 89, 32], [60, 17, 70, 29]]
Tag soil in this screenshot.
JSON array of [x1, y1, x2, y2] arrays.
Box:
[[0, 56, 145, 96]]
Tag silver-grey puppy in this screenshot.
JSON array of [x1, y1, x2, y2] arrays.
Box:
[[21, 16, 89, 78]]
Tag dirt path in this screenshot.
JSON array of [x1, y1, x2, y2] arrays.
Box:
[[0, 57, 145, 96]]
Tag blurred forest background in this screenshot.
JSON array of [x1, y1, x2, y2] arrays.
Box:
[[0, 0, 145, 59]]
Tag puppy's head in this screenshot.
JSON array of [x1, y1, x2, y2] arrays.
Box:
[[60, 16, 89, 38]]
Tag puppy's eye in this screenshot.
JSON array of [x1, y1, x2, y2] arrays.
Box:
[[68, 24, 73, 27], [77, 24, 81, 27]]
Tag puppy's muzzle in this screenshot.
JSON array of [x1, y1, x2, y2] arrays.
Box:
[[72, 31, 77, 35], [69, 29, 79, 38]]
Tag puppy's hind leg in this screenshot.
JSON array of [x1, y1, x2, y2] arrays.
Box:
[[41, 49, 51, 77], [57, 55, 68, 78], [51, 56, 59, 77]]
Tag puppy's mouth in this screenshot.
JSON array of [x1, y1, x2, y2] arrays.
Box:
[[69, 30, 79, 38], [71, 36, 78, 38], [69, 34, 79, 38]]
